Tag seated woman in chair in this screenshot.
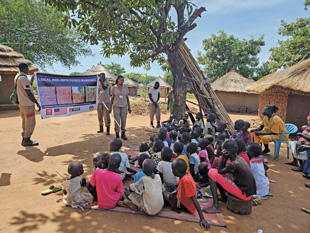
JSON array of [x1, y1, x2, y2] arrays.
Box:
[[250, 105, 287, 155]]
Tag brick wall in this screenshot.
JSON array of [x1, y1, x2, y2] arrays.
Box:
[[258, 87, 289, 121]]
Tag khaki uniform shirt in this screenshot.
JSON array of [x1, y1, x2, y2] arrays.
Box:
[[111, 85, 129, 108], [98, 79, 110, 103], [14, 72, 34, 106]]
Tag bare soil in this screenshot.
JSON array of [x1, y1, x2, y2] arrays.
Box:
[[0, 99, 309, 233]]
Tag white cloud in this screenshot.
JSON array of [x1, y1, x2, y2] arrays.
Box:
[[195, 0, 284, 14]]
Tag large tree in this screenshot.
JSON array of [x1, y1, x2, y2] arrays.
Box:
[[269, 7, 310, 71], [44, 0, 206, 119], [105, 62, 126, 76], [0, 0, 92, 69], [197, 30, 265, 81]]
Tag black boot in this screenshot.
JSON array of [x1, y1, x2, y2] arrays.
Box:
[[97, 125, 103, 133], [121, 131, 128, 140], [106, 126, 110, 135], [21, 137, 24, 146], [156, 121, 161, 128], [261, 144, 270, 155], [22, 137, 39, 147], [116, 132, 120, 138], [150, 121, 154, 128]]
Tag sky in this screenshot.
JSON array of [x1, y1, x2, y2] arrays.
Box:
[[44, 0, 309, 77]]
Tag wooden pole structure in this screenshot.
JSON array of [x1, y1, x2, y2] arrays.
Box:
[[178, 42, 234, 134]]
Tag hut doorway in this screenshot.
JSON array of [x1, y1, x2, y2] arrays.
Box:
[[286, 94, 310, 129]]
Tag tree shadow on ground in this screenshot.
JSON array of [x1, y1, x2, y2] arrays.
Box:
[[33, 171, 63, 186], [10, 210, 49, 232]]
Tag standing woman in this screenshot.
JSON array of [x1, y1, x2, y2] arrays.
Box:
[[109, 76, 131, 140], [250, 105, 287, 155]]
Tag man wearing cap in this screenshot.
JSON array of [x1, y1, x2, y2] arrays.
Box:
[[97, 73, 111, 135], [14, 62, 41, 146], [148, 81, 161, 128]]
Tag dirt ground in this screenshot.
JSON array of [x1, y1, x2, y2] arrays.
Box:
[[0, 100, 309, 233]]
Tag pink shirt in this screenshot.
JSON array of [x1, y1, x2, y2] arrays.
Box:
[[89, 169, 124, 209], [298, 130, 309, 142], [198, 150, 211, 170]]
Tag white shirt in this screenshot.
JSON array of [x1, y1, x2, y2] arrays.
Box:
[[148, 87, 160, 103]]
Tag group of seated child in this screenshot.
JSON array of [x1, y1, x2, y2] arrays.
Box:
[[62, 111, 278, 230]]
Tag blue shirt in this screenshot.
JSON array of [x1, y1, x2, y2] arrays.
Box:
[[134, 169, 147, 183]]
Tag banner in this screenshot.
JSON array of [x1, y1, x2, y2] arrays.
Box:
[[35, 73, 98, 119]]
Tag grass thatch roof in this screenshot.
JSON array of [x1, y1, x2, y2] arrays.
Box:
[[81, 62, 117, 83], [147, 77, 172, 89], [211, 70, 255, 93], [246, 59, 310, 94], [124, 77, 139, 87], [0, 44, 38, 75]]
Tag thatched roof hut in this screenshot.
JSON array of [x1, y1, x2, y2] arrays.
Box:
[[147, 77, 172, 99], [81, 62, 117, 84], [246, 58, 310, 129], [124, 77, 139, 96], [0, 44, 38, 109], [211, 70, 258, 113]]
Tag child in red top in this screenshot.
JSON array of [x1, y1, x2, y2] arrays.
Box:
[[163, 159, 210, 230], [89, 153, 124, 209]]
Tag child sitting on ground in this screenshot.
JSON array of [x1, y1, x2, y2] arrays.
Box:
[[179, 114, 191, 132], [235, 138, 250, 166], [197, 138, 211, 167], [194, 112, 204, 129], [247, 143, 270, 199], [129, 143, 150, 165], [174, 142, 190, 173], [63, 162, 93, 208], [152, 140, 165, 164], [169, 130, 178, 151], [163, 159, 210, 230], [158, 130, 170, 147], [230, 120, 245, 139], [196, 162, 209, 188], [158, 147, 178, 192], [134, 153, 151, 183], [180, 132, 191, 156], [187, 142, 200, 180], [242, 121, 253, 144], [110, 139, 137, 180], [89, 153, 124, 209], [203, 113, 216, 138], [162, 114, 178, 128], [93, 152, 104, 169], [127, 159, 164, 215], [215, 123, 227, 142]]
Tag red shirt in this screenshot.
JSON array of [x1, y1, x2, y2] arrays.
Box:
[[177, 173, 197, 214], [238, 152, 250, 166]]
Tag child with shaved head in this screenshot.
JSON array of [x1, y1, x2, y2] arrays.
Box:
[[126, 159, 164, 215], [163, 159, 210, 230], [89, 153, 124, 209]]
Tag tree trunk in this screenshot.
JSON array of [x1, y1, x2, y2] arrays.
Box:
[[168, 49, 186, 121]]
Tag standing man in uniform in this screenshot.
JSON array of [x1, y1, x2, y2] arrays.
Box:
[[148, 81, 161, 128], [97, 73, 111, 135], [15, 62, 41, 146]]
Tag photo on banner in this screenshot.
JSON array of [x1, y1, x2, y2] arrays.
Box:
[[35, 73, 98, 119]]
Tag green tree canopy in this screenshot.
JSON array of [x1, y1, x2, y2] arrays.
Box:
[[105, 62, 126, 76], [269, 16, 310, 71], [0, 0, 92, 69], [44, 0, 206, 119], [197, 30, 265, 81], [163, 71, 173, 86], [124, 72, 157, 84]]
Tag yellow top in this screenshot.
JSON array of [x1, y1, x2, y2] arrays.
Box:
[[261, 115, 288, 140], [177, 154, 190, 173]]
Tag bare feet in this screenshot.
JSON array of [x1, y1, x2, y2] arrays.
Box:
[[123, 199, 139, 211], [203, 205, 222, 213], [117, 201, 127, 208]]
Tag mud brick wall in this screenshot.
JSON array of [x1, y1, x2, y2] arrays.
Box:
[[258, 87, 289, 121]]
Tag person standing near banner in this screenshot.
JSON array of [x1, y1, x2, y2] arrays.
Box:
[[148, 81, 161, 128], [109, 76, 131, 140], [14, 62, 41, 146], [97, 73, 111, 135]]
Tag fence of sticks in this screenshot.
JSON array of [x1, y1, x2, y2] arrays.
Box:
[[178, 42, 234, 134]]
